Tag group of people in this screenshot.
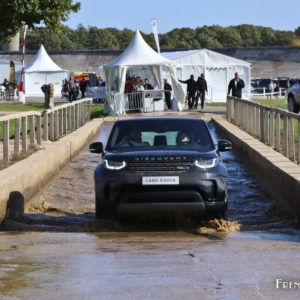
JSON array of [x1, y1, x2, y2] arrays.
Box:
[[62, 77, 89, 102], [178, 73, 208, 110], [266, 80, 280, 99], [121, 71, 246, 111], [0, 78, 18, 99], [124, 75, 154, 94]]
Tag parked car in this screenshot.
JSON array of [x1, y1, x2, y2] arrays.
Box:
[[286, 84, 300, 113], [90, 118, 232, 219]]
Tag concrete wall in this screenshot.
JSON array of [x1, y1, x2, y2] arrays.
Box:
[[212, 46, 300, 78], [0, 118, 103, 223], [2, 46, 300, 77]]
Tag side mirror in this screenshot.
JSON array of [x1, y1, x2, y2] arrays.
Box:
[[218, 139, 232, 152], [89, 142, 103, 154]]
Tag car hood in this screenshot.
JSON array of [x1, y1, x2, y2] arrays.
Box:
[[103, 150, 218, 161]]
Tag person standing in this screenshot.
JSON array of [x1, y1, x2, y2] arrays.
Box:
[[67, 77, 76, 102], [195, 73, 208, 109], [179, 75, 197, 109], [144, 78, 154, 90], [267, 80, 274, 99], [164, 79, 172, 110], [79, 79, 88, 98], [228, 72, 245, 98]]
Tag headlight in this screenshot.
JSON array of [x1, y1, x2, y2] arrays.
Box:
[[103, 159, 126, 170], [195, 158, 218, 169]]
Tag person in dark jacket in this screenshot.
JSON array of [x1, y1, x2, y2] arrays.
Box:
[[144, 78, 154, 90], [179, 75, 197, 109], [79, 79, 88, 98], [164, 79, 172, 110], [195, 73, 208, 109], [228, 72, 245, 98]]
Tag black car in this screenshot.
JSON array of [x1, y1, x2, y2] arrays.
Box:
[[90, 118, 232, 219]]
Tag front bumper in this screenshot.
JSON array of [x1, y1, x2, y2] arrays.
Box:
[[94, 165, 227, 214]]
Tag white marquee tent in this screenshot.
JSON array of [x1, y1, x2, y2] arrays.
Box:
[[103, 30, 185, 114], [17, 45, 68, 96], [161, 49, 251, 102]]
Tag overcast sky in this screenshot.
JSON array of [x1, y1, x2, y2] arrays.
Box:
[[64, 0, 300, 33]]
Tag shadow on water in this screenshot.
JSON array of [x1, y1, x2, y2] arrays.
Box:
[[1, 120, 299, 236]]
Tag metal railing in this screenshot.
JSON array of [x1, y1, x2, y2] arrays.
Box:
[[113, 90, 165, 113], [0, 98, 92, 163], [227, 96, 300, 164]]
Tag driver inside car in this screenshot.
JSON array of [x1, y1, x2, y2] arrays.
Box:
[[176, 132, 192, 145]]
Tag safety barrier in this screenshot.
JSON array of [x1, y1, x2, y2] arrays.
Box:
[[113, 90, 165, 114], [227, 96, 300, 164], [0, 98, 92, 163]]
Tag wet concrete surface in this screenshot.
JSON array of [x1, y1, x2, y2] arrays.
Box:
[[1, 117, 300, 299]]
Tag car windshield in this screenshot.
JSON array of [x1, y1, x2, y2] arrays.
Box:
[[106, 119, 215, 152]]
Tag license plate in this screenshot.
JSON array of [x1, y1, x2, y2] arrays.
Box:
[[142, 176, 179, 185]]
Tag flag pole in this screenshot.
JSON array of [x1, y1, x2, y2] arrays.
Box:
[[19, 24, 27, 103]]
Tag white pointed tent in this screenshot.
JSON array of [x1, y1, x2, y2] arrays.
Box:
[[103, 30, 185, 114], [17, 45, 68, 96], [161, 49, 251, 101]]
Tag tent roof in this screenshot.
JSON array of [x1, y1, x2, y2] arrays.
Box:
[[105, 30, 172, 67], [161, 49, 250, 67], [24, 45, 67, 73]]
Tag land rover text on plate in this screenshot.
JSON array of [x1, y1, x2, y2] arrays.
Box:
[[90, 118, 232, 218]]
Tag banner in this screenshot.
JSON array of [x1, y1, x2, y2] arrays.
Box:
[[9, 60, 15, 83], [150, 18, 160, 53]]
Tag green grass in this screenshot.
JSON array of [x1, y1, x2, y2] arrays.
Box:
[[252, 99, 286, 110], [90, 105, 106, 119], [0, 103, 46, 112]]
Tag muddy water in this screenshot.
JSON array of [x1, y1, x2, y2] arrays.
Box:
[[1, 119, 300, 299]]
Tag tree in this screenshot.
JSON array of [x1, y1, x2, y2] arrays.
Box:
[[0, 0, 80, 42]]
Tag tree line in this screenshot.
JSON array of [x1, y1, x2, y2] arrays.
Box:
[[23, 24, 300, 51]]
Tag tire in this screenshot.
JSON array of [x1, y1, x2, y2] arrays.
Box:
[[288, 95, 300, 113]]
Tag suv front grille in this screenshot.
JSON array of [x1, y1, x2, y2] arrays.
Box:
[[128, 161, 193, 172]]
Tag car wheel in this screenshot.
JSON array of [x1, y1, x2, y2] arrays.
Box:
[[288, 95, 300, 113]]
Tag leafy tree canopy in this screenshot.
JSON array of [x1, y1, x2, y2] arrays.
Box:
[[0, 0, 80, 42], [18, 23, 300, 50]]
